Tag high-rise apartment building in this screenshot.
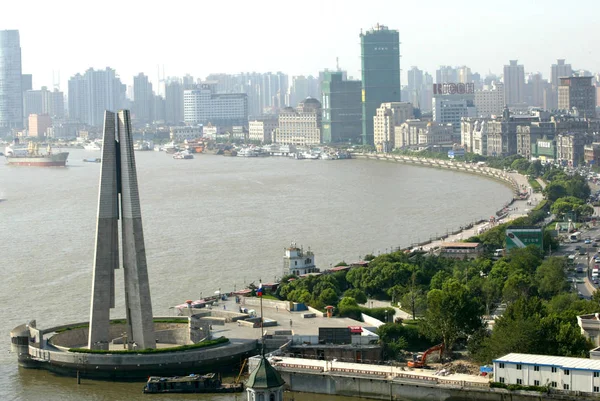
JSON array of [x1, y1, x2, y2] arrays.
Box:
[[373, 102, 413, 152], [558, 76, 597, 118], [457, 66, 472, 84], [183, 83, 248, 126], [289, 75, 319, 108], [436, 66, 458, 84], [24, 87, 64, 120], [275, 98, 322, 146], [133, 73, 154, 124], [525, 73, 549, 108], [407, 67, 433, 111], [165, 79, 184, 125], [551, 59, 572, 86], [360, 24, 401, 145], [503, 60, 525, 105], [0, 30, 23, 133], [474, 82, 505, 117], [68, 68, 126, 127], [21, 74, 32, 92], [321, 71, 362, 144]]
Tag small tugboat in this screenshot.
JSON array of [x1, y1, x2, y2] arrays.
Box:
[[143, 373, 243, 394]]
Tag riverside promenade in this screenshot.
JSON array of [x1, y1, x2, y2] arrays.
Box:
[[353, 153, 545, 252]]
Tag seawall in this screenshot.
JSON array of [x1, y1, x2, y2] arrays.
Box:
[[353, 153, 520, 195], [279, 369, 589, 401]]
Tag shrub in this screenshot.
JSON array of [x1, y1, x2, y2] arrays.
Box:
[[69, 337, 228, 354]]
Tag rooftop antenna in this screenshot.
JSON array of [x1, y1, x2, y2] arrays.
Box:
[[336, 57, 340, 71]]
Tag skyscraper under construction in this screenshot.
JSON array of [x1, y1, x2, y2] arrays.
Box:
[[360, 24, 401, 145]]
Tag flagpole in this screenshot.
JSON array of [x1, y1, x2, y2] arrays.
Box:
[[259, 279, 264, 356]]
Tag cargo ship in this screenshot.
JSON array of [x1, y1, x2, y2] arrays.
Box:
[[5, 141, 69, 167]]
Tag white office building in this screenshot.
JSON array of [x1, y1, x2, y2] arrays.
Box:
[[494, 353, 600, 393], [276, 98, 322, 146], [248, 117, 278, 143], [183, 83, 248, 127], [432, 97, 476, 137], [169, 126, 203, 141], [474, 82, 505, 117], [373, 102, 414, 152]]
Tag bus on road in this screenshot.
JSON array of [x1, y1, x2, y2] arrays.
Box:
[[570, 232, 582, 242]]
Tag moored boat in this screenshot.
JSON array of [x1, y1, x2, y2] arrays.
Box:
[[83, 141, 102, 151], [5, 142, 69, 167], [173, 151, 194, 160], [143, 373, 243, 394]]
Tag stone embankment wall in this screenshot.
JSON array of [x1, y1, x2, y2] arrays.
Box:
[[274, 367, 585, 401]]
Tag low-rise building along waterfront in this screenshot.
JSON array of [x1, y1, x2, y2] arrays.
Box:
[[170, 126, 202, 141], [275, 98, 322, 146], [584, 143, 600, 167], [373, 102, 413, 152], [283, 243, 318, 276], [493, 353, 600, 393], [248, 117, 278, 143], [437, 242, 483, 260], [556, 132, 588, 167]]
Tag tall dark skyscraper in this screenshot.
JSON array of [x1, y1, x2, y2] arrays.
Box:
[[321, 70, 362, 144], [360, 24, 400, 145], [0, 30, 23, 133]]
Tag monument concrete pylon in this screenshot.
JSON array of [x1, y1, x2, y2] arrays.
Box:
[[88, 110, 155, 350]]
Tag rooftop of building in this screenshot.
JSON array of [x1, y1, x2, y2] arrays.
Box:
[[494, 353, 600, 371], [439, 242, 482, 249], [506, 226, 542, 230], [579, 313, 600, 321], [246, 356, 285, 389]]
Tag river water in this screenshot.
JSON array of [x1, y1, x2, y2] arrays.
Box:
[[0, 149, 512, 400]]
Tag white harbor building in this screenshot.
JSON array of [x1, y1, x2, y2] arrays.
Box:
[[283, 243, 318, 276], [493, 353, 600, 393]]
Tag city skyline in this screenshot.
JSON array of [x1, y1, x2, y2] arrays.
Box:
[[1, 0, 599, 91]]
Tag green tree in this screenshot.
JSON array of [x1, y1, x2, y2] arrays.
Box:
[[544, 182, 568, 202], [422, 279, 484, 354], [526, 160, 543, 177], [502, 272, 533, 303], [535, 257, 568, 299], [511, 158, 530, 174], [319, 288, 339, 307], [550, 196, 585, 219], [400, 290, 427, 318], [344, 288, 367, 305]]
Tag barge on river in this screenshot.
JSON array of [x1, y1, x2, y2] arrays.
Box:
[[143, 373, 243, 394]]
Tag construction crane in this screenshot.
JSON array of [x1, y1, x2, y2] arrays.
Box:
[[407, 343, 444, 368]]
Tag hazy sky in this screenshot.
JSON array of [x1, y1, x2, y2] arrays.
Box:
[[2, 0, 599, 90]]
